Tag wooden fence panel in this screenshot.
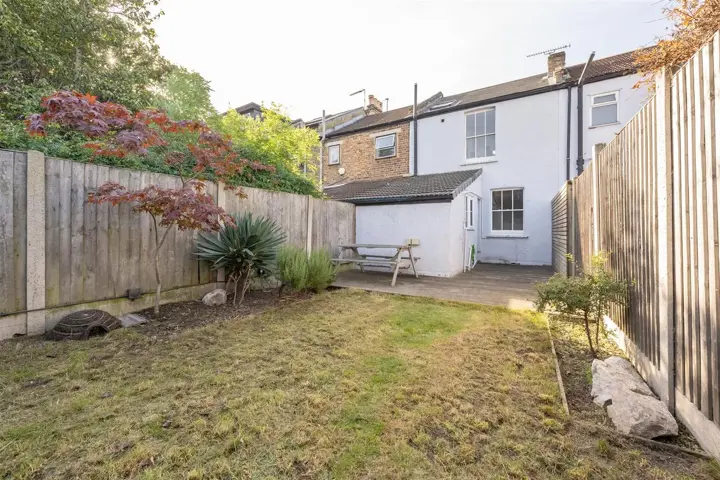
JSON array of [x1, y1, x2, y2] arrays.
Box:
[[0, 150, 27, 315], [43, 158, 206, 309], [311, 197, 355, 255], [224, 186, 310, 249], [595, 95, 660, 371], [553, 33, 720, 456], [671, 34, 720, 425], [550, 182, 570, 275], [571, 162, 594, 274]]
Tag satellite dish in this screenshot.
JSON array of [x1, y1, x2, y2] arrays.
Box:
[[338, 167, 346, 175]]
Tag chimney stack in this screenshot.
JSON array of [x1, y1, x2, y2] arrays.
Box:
[[366, 95, 383, 115], [547, 51, 567, 85]]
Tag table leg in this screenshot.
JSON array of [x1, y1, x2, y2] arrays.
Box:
[[351, 248, 364, 272], [391, 261, 401, 287], [407, 246, 419, 278]]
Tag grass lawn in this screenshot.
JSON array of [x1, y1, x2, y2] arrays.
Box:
[[0, 290, 715, 479]]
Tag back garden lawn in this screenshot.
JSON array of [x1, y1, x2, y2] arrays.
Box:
[[0, 290, 715, 479]]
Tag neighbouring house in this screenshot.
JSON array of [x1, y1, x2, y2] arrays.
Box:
[[324, 48, 650, 276], [231, 102, 263, 119]]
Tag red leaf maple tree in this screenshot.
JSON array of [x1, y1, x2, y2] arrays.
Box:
[[27, 91, 275, 314]]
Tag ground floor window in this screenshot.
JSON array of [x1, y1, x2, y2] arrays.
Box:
[[465, 196, 475, 229], [491, 188, 523, 233]]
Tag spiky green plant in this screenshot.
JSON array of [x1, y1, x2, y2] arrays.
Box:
[[196, 214, 286, 304]]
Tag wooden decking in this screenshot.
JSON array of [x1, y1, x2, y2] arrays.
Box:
[[331, 263, 554, 309]]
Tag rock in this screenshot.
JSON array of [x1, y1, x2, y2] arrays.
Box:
[[117, 314, 149, 328], [607, 389, 679, 438], [591, 356, 653, 407], [202, 289, 227, 306]]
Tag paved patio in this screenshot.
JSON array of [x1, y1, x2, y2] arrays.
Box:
[[332, 263, 554, 309]]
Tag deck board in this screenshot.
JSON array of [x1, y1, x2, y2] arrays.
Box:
[[332, 263, 553, 309]]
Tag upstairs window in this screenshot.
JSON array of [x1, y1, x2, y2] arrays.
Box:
[[491, 188, 523, 234], [466, 108, 496, 161], [375, 134, 396, 159], [328, 144, 340, 165], [590, 92, 619, 127]]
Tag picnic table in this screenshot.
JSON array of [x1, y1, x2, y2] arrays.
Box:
[[333, 244, 419, 287]]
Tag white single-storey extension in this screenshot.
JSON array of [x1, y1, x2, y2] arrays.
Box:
[[325, 170, 482, 277]]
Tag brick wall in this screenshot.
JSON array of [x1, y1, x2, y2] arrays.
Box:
[[323, 122, 410, 185]]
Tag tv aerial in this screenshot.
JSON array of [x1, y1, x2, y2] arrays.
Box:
[[527, 44, 571, 58]]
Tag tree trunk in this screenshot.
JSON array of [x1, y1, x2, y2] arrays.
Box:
[[151, 216, 172, 316], [153, 247, 161, 315], [583, 311, 597, 358], [236, 268, 252, 305]]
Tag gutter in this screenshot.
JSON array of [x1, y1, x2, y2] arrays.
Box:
[[576, 52, 596, 176], [566, 84, 572, 181], [342, 194, 453, 206]]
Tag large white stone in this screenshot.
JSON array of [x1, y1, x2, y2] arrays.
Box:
[[202, 289, 227, 306], [607, 389, 679, 438], [591, 356, 653, 407]]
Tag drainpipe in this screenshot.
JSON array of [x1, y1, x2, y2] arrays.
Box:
[[413, 83, 418, 176], [565, 84, 572, 181], [319, 109, 326, 187], [576, 52, 595, 176]]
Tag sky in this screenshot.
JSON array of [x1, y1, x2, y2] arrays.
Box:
[[153, 0, 672, 121]]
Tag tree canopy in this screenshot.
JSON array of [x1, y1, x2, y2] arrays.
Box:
[[151, 66, 217, 122], [217, 105, 320, 177], [634, 0, 720, 85]]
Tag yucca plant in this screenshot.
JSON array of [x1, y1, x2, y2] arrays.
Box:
[[196, 213, 286, 305]]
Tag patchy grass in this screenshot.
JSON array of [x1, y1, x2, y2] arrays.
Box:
[[0, 290, 714, 479]]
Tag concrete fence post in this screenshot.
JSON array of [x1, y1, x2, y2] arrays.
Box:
[[25, 150, 46, 334], [306, 195, 314, 256], [655, 67, 675, 411], [591, 143, 605, 255], [216, 181, 226, 285]]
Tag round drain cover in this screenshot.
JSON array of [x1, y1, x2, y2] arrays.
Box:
[[47, 310, 120, 340]]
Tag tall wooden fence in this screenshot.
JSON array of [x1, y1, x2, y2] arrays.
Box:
[[0, 150, 355, 339], [550, 32, 720, 458]]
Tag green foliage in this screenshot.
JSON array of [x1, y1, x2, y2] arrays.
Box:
[[277, 246, 336, 293], [536, 252, 628, 357], [277, 246, 309, 291], [0, 0, 170, 116], [151, 66, 217, 122], [306, 250, 337, 293], [217, 106, 320, 177], [196, 214, 286, 304]]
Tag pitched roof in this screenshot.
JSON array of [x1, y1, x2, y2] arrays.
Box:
[[326, 48, 644, 137], [324, 169, 482, 205], [325, 104, 415, 137]]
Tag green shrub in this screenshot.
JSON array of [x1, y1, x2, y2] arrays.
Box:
[[536, 252, 628, 357], [306, 250, 336, 293], [277, 246, 336, 293], [277, 246, 308, 291], [196, 214, 286, 305]]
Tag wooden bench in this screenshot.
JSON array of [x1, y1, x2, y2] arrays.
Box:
[[333, 244, 419, 286]]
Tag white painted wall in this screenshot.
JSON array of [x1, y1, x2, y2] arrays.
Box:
[[355, 201, 456, 277], [414, 73, 649, 266], [576, 75, 650, 170]]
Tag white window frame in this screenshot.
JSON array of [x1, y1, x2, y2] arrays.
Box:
[[375, 133, 397, 159], [464, 195, 475, 230], [490, 188, 524, 235], [328, 144, 340, 165], [465, 107, 496, 163], [590, 91, 619, 127]]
